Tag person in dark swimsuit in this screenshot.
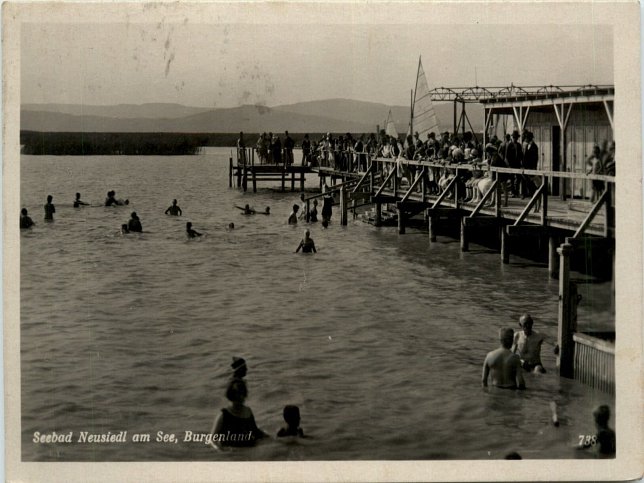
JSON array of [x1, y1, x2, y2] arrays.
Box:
[[230, 357, 247, 380], [127, 212, 142, 232], [165, 199, 182, 216], [210, 379, 266, 449], [20, 208, 35, 229], [186, 222, 202, 238], [295, 230, 317, 253], [277, 405, 304, 438], [44, 195, 56, 221], [321, 193, 333, 223]]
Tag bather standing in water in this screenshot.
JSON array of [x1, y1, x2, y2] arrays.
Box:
[[209, 379, 266, 450], [165, 199, 182, 216], [288, 205, 299, 225], [482, 328, 525, 389], [295, 229, 317, 253], [44, 195, 56, 221], [321, 192, 333, 223]]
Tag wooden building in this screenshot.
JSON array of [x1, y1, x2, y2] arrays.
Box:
[[481, 85, 614, 199]]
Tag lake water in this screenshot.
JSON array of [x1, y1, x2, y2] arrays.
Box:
[[20, 147, 614, 461]]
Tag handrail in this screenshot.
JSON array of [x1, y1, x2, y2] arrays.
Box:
[[369, 157, 615, 182], [304, 178, 360, 202]]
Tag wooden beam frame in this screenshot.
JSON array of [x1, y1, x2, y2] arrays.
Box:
[[432, 175, 458, 209], [513, 182, 547, 225], [401, 168, 426, 203], [373, 166, 397, 198], [469, 179, 497, 217], [572, 189, 609, 238]]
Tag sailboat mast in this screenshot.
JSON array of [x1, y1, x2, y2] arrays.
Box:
[[411, 56, 421, 137]]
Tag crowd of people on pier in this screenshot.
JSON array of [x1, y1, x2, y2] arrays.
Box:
[[237, 129, 615, 207]]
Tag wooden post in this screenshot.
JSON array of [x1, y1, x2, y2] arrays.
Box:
[[340, 187, 348, 226], [454, 168, 459, 209], [541, 175, 548, 225], [604, 183, 613, 238], [460, 217, 469, 252], [252, 168, 257, 193], [291, 171, 295, 192], [548, 236, 559, 279], [370, 169, 374, 193], [242, 161, 248, 192], [397, 207, 405, 234], [501, 227, 510, 264], [375, 202, 382, 227], [281, 165, 286, 192], [557, 242, 575, 378], [300, 171, 305, 192], [229, 157, 233, 188], [428, 214, 437, 243], [495, 171, 501, 217], [351, 199, 357, 219]]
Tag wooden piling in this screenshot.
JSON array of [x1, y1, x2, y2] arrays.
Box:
[[557, 242, 575, 378], [428, 214, 437, 243], [291, 171, 295, 192], [252, 168, 257, 193], [548, 236, 559, 279], [340, 187, 348, 226], [281, 165, 286, 192], [229, 157, 233, 188], [501, 227, 510, 264], [300, 172, 305, 192], [460, 217, 469, 252], [375, 202, 382, 227], [242, 163, 248, 192], [397, 207, 405, 234]]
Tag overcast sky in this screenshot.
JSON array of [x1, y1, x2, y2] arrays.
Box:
[[21, 22, 613, 108]]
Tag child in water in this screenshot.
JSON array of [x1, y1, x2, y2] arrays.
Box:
[[277, 405, 304, 438], [186, 222, 202, 238], [295, 229, 317, 253]]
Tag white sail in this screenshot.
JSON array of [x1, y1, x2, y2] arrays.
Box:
[[412, 58, 440, 139], [384, 109, 398, 138]]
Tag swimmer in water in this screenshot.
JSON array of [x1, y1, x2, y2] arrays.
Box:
[[288, 205, 299, 225], [186, 222, 202, 238], [308, 199, 318, 222], [105, 190, 129, 206], [165, 199, 182, 216], [228, 222, 235, 230], [277, 405, 304, 438], [127, 212, 142, 232], [260, 207, 271, 215], [73, 192, 89, 208], [231, 356, 247, 381], [295, 229, 317, 253], [121, 224, 130, 234], [20, 208, 35, 229], [236, 204, 255, 215], [44, 195, 56, 221], [482, 328, 525, 390]]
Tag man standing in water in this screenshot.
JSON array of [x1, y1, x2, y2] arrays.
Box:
[[165, 199, 182, 216], [44, 195, 56, 221], [482, 328, 525, 389]]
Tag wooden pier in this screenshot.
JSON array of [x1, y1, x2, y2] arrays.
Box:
[[227, 148, 615, 392], [229, 148, 310, 192]]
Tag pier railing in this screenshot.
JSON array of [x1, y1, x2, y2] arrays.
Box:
[[573, 332, 615, 394]]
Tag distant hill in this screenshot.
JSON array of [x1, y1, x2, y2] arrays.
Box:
[[21, 99, 483, 134]]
